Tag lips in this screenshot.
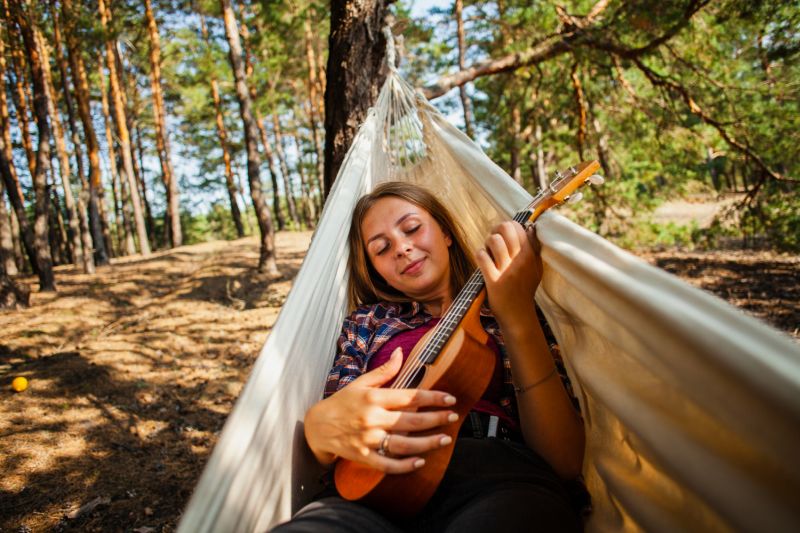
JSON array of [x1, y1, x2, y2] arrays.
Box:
[[401, 258, 425, 275]]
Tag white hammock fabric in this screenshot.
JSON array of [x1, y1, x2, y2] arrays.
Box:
[[179, 70, 800, 532]]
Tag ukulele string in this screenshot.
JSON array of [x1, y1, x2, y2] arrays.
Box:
[[390, 208, 533, 390]]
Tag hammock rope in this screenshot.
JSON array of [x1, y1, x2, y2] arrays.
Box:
[[178, 38, 800, 532]]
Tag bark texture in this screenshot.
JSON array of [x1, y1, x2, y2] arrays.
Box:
[[323, 0, 393, 197]]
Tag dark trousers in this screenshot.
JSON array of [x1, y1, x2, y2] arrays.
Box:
[[272, 438, 582, 532]]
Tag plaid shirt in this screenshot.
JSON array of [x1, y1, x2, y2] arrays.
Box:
[[324, 301, 572, 422]]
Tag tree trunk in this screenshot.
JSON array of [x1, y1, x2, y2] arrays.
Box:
[[0, 269, 29, 308], [3, 2, 36, 178], [271, 114, 299, 226], [99, 62, 136, 256], [199, 14, 243, 238], [63, 0, 108, 266], [50, 0, 94, 273], [510, 103, 522, 184], [302, 19, 326, 195], [292, 127, 316, 228], [236, 14, 286, 232], [116, 46, 156, 247], [12, 0, 56, 291], [305, 6, 326, 116], [592, 115, 613, 181], [570, 62, 587, 161], [0, 176, 18, 275], [213, 77, 244, 238], [324, 0, 392, 197], [454, 0, 475, 138], [118, 152, 137, 256], [220, 0, 279, 275], [35, 24, 83, 268], [108, 148, 123, 254], [47, 171, 69, 265], [144, 0, 181, 247], [257, 116, 286, 231], [9, 210, 23, 272], [132, 122, 156, 242], [0, 32, 22, 276], [301, 99, 324, 214], [0, 134, 38, 274], [98, 0, 150, 255], [534, 120, 547, 190]]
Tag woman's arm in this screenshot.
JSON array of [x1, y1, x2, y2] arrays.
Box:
[[304, 348, 460, 473], [476, 222, 585, 479]]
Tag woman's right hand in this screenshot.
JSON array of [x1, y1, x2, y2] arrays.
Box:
[[304, 347, 459, 474]]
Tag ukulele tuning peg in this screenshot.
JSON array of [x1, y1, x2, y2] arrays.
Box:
[[587, 174, 605, 185], [567, 192, 584, 204]]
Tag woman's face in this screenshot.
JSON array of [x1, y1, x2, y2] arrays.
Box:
[[361, 196, 453, 303]]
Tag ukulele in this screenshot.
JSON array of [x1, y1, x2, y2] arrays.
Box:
[[334, 160, 604, 516]]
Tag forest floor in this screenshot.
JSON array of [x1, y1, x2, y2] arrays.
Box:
[[1, 231, 798, 532]]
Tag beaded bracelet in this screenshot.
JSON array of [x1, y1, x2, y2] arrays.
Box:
[[513, 367, 558, 394]]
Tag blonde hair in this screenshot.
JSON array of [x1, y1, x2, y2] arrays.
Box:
[[348, 182, 475, 309]]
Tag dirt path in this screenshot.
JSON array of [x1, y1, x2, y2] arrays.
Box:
[[1, 234, 797, 531]]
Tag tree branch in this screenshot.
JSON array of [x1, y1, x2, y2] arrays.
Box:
[[422, 0, 708, 100], [630, 56, 796, 184]]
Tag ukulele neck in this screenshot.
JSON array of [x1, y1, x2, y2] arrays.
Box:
[[413, 207, 534, 367]]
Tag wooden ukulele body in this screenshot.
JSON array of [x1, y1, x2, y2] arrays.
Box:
[[334, 294, 496, 517]]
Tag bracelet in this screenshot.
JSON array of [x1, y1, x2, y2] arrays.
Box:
[[513, 367, 558, 395]]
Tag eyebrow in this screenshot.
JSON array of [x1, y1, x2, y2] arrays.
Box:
[[365, 212, 418, 244]]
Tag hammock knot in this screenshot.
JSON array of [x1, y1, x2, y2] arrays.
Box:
[[383, 25, 398, 72]]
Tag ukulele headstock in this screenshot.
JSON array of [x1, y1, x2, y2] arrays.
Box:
[[524, 160, 604, 221]]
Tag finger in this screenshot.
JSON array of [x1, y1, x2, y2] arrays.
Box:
[[354, 347, 403, 388], [526, 223, 542, 256], [364, 388, 457, 410], [475, 248, 498, 280], [381, 433, 453, 457], [485, 233, 510, 268], [364, 453, 427, 475], [381, 409, 459, 433], [494, 221, 522, 258]]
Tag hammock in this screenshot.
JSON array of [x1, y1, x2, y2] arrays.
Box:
[[178, 64, 800, 532]]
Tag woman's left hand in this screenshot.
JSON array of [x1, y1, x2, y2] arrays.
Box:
[[476, 221, 542, 324]]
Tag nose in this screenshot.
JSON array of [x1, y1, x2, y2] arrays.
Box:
[[394, 237, 413, 258]]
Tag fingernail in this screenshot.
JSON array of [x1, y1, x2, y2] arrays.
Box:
[[444, 395, 456, 405], [440, 435, 452, 446], [447, 413, 459, 423], [414, 459, 425, 468]]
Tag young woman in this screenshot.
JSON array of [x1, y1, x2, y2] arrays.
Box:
[[274, 182, 585, 532]]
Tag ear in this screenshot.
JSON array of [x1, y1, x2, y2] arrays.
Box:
[[445, 233, 452, 247]]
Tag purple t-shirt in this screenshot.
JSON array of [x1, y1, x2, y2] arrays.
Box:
[[366, 318, 515, 428]]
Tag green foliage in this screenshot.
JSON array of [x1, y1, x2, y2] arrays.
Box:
[[396, 0, 799, 251]]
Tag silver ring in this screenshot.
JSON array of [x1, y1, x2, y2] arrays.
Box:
[[377, 433, 391, 456]]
